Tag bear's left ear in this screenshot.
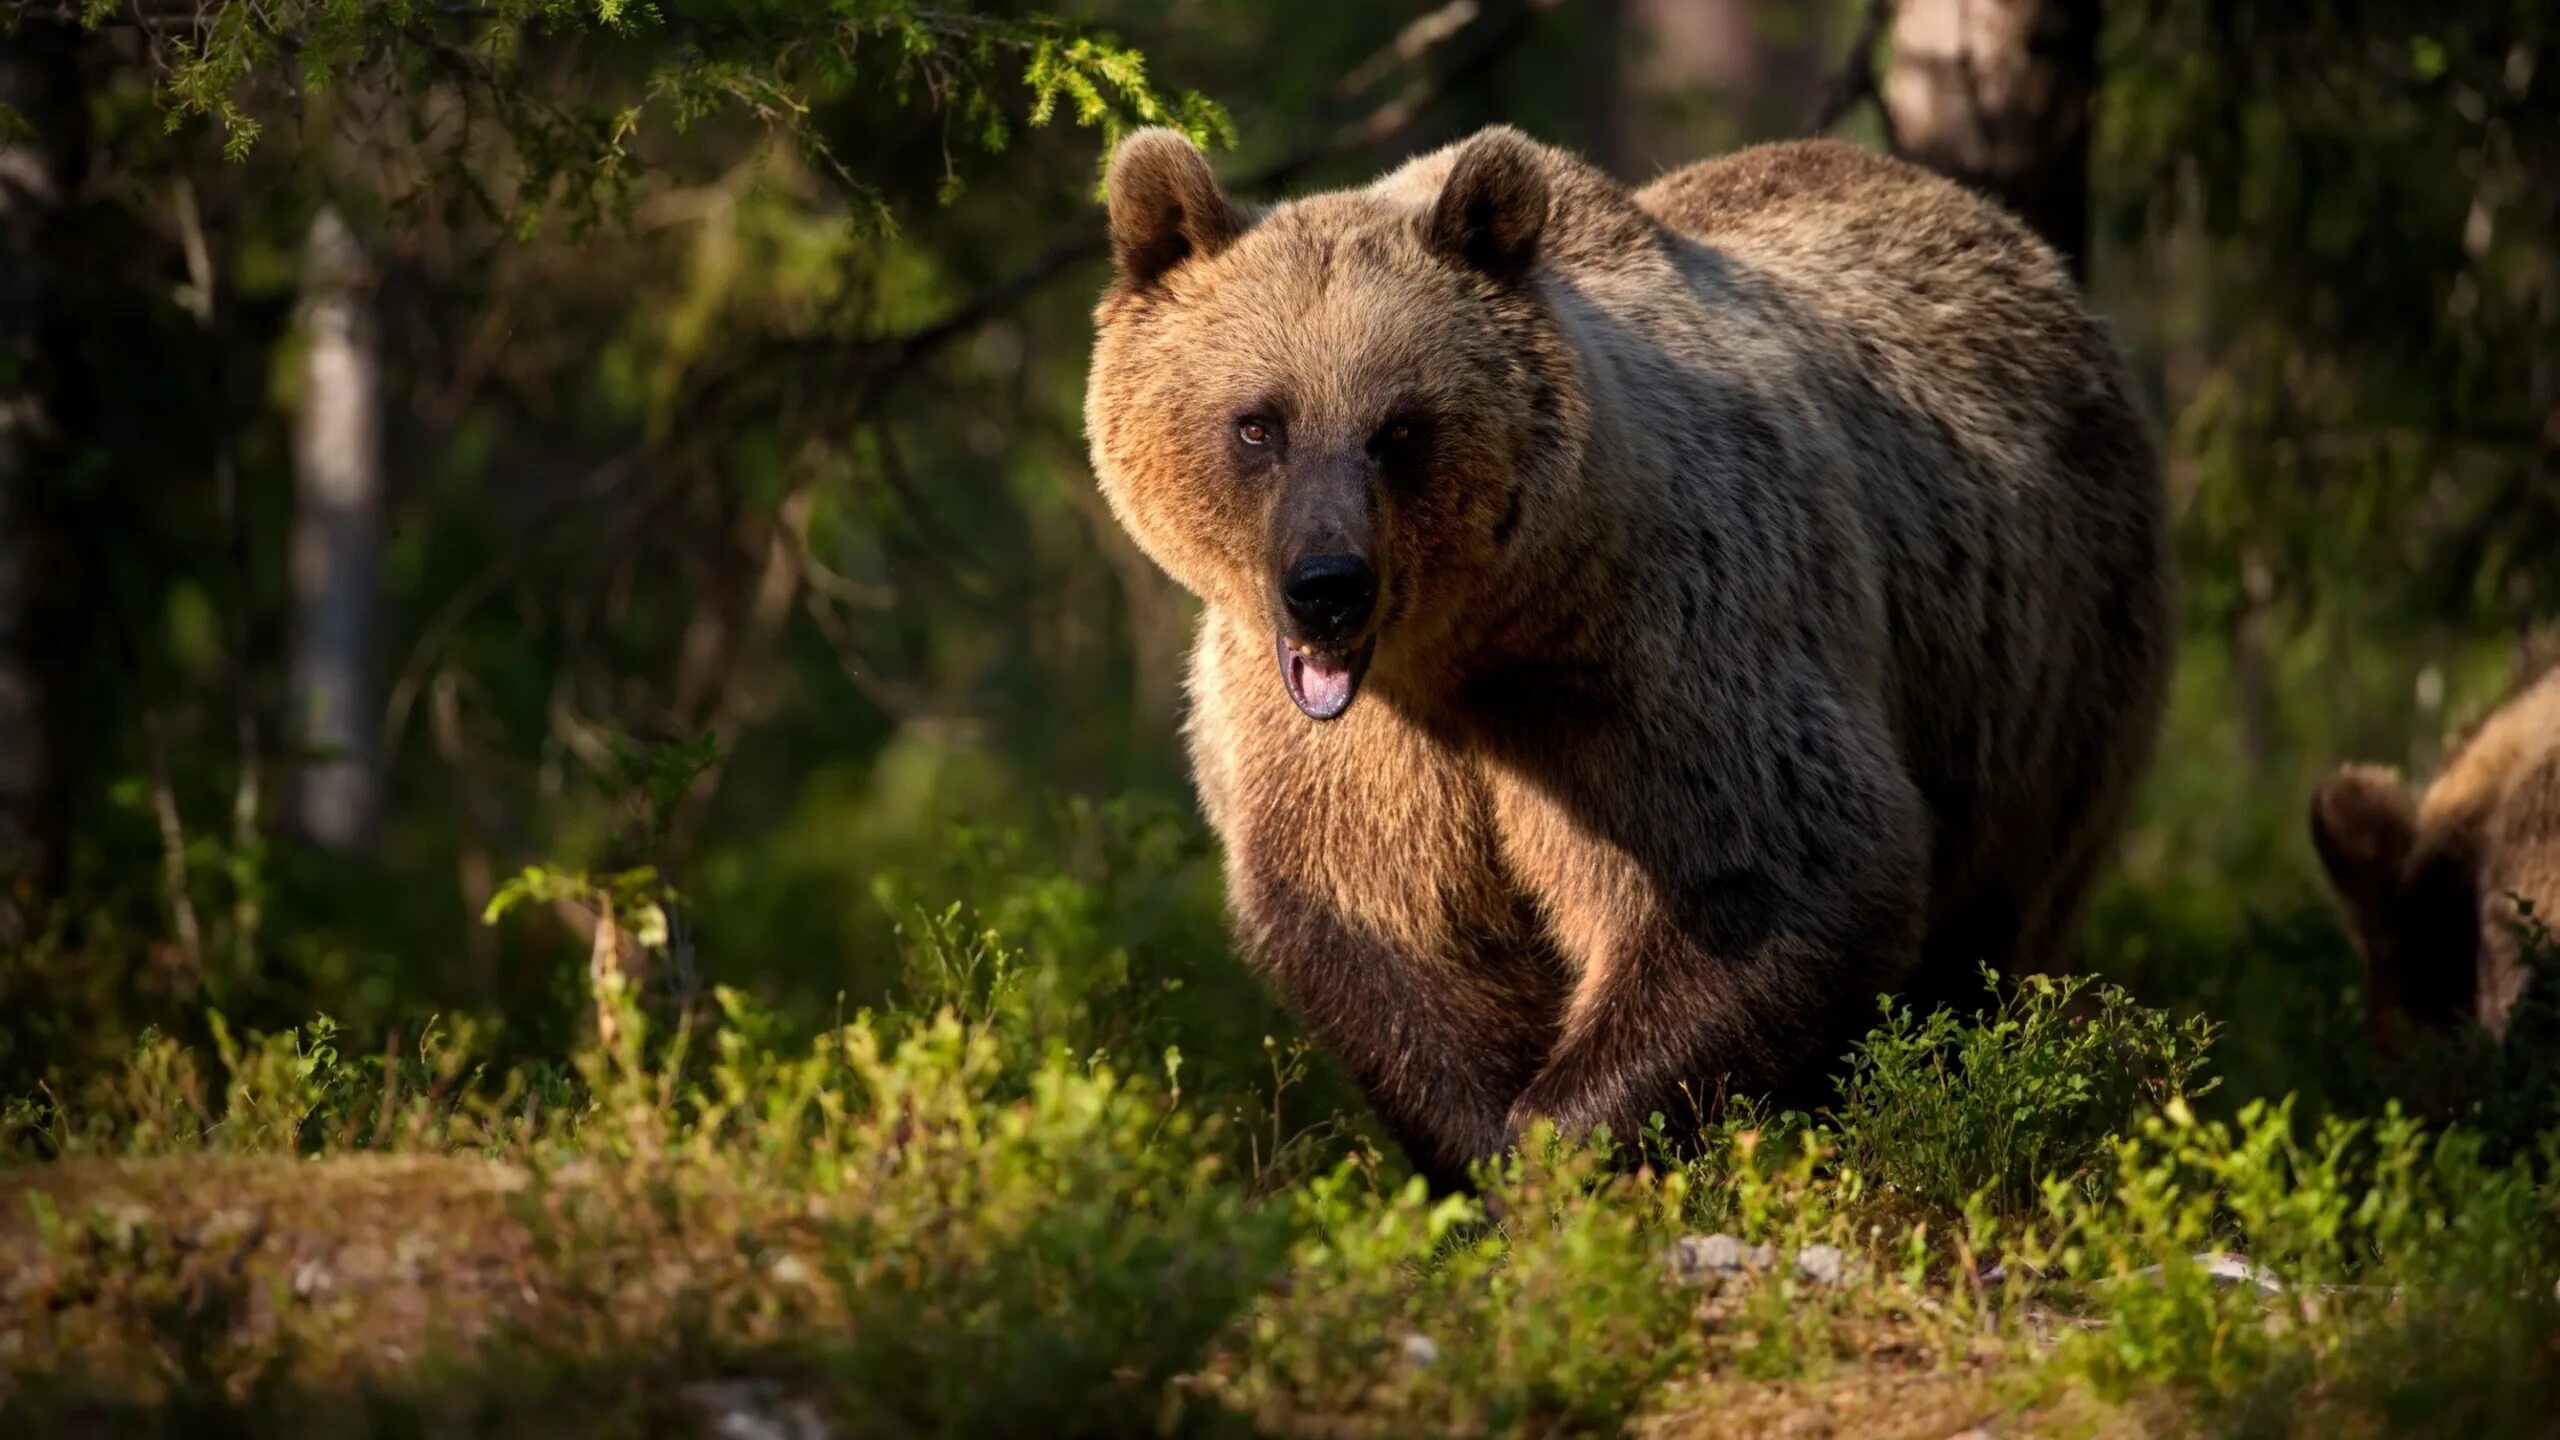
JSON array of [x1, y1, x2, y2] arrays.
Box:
[[1428, 127, 1549, 281], [2311, 763, 2416, 923], [1106, 128, 1240, 290]]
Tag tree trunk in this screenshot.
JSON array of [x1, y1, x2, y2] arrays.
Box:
[[1882, 0, 2100, 280], [0, 23, 87, 934], [287, 206, 386, 851], [1596, 0, 1829, 174]]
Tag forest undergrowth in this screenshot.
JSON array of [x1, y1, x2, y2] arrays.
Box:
[[6, 805, 2558, 1440]]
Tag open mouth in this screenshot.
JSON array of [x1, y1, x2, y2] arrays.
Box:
[[1276, 632, 1376, 721]]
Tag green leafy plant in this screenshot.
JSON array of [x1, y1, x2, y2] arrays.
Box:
[[1829, 970, 2221, 1218], [75, 0, 1233, 221]]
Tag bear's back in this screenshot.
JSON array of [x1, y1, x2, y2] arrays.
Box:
[[1635, 138, 2107, 405], [1631, 141, 2172, 971], [2424, 666, 2560, 883], [1638, 140, 1933, 239], [1634, 138, 2048, 279]]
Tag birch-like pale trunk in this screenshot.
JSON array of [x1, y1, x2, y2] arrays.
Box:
[[287, 206, 386, 850]]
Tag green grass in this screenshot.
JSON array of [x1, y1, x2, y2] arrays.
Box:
[[5, 833, 2559, 1437]]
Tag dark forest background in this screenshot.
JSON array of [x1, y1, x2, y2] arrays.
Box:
[[2, 0, 2555, 1125]]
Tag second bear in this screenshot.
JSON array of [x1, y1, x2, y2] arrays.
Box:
[[2313, 666, 2560, 1051]]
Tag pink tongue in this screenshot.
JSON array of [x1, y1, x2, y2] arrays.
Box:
[[1288, 650, 1355, 719]]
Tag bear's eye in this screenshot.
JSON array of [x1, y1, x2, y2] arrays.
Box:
[[1370, 416, 1428, 459], [1236, 417, 1276, 448]]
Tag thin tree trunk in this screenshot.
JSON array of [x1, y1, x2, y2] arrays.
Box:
[[1598, 0, 1830, 174], [2232, 547, 2276, 769], [170, 177, 267, 960], [140, 709, 206, 976], [0, 23, 86, 935], [287, 206, 386, 850], [1882, 0, 2100, 279]]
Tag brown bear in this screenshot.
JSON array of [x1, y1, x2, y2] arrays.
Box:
[[2312, 665, 2560, 1052], [1084, 126, 2173, 1190]]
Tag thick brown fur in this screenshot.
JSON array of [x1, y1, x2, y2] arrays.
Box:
[[2312, 666, 2560, 1051], [1085, 128, 2173, 1191]]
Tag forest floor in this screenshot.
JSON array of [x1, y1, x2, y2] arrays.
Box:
[[4, 975, 2556, 1437], [4, 1153, 2164, 1439]]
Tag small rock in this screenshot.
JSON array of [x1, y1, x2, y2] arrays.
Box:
[[290, 1257, 334, 1298], [768, 1254, 815, 1288], [1794, 1244, 1852, 1286], [1398, 1332, 1441, 1367], [1747, 1242, 1779, 1271], [1694, 1233, 1749, 1271], [681, 1379, 829, 1440], [1665, 1233, 1748, 1285]]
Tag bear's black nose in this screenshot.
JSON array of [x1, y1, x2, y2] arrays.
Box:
[[1281, 554, 1377, 644]]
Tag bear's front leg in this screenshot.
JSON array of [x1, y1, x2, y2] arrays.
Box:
[[1482, 662, 1934, 1155], [1236, 873, 1565, 1193], [1492, 747, 1929, 1155], [1501, 880, 1920, 1153]]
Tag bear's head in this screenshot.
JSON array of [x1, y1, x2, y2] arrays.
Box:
[[1084, 126, 1581, 721], [2309, 763, 2486, 1053], [2311, 671, 2560, 1051]]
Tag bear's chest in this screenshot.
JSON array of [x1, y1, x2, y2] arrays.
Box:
[[1189, 621, 1545, 957], [1229, 698, 1527, 958]]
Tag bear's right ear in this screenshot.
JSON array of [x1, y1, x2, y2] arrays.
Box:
[[2311, 763, 2417, 938], [1106, 128, 1239, 291], [1427, 126, 1549, 281]]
